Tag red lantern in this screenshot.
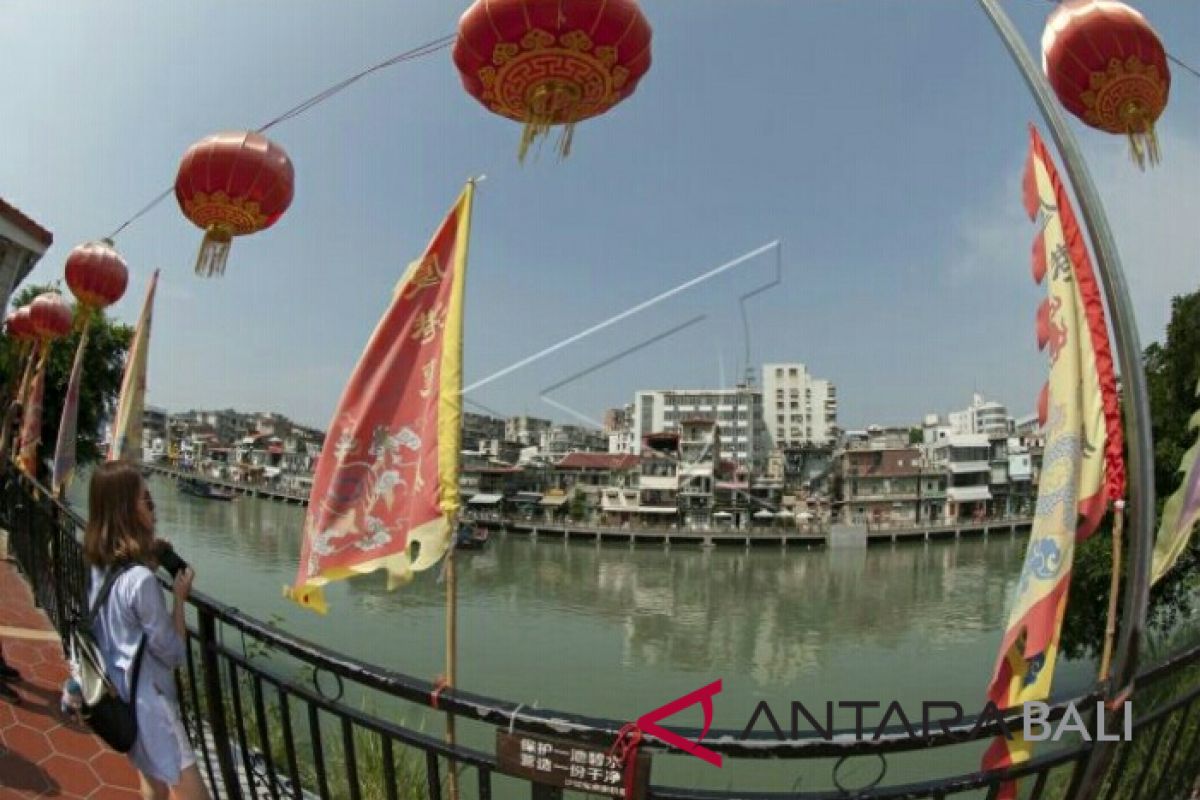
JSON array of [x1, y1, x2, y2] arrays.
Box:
[[174, 131, 295, 277], [1042, 0, 1170, 168], [29, 293, 73, 341], [65, 239, 129, 314], [5, 307, 35, 342], [453, 0, 652, 160]]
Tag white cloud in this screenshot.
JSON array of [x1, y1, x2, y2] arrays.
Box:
[[945, 121, 1200, 347], [1087, 125, 1200, 344]]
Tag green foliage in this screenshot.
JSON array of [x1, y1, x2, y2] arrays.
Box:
[[908, 427, 923, 445], [1060, 287, 1200, 660], [0, 284, 133, 479], [569, 487, 586, 521]]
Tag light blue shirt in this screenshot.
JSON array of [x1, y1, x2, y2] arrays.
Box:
[[89, 565, 188, 784]]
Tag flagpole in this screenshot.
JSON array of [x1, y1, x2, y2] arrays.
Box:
[[444, 176, 480, 800], [445, 522, 460, 800], [977, 3, 1156, 797], [1098, 501, 1125, 681]]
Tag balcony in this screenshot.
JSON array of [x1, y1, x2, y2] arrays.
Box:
[[948, 461, 990, 474], [847, 492, 919, 502], [947, 485, 992, 502]]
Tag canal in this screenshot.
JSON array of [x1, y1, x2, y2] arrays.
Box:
[[71, 473, 1096, 796]]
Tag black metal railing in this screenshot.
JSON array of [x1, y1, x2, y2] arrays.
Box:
[[3, 468, 1197, 800]]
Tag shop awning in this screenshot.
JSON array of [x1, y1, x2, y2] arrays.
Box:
[[753, 510, 775, 519], [947, 486, 992, 502], [512, 492, 543, 504], [540, 495, 570, 507], [638, 507, 679, 514], [468, 493, 503, 505]]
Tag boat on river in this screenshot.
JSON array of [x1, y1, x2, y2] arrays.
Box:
[[178, 477, 236, 501], [455, 522, 489, 550]]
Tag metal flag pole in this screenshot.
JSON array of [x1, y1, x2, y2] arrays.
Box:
[[976, 1, 1157, 796], [444, 174, 482, 800], [445, 527, 461, 800]]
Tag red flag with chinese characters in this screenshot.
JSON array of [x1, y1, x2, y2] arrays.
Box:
[[982, 126, 1123, 797], [286, 183, 474, 614]]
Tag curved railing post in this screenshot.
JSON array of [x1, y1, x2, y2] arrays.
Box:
[[199, 606, 244, 800], [975, 1, 1158, 797]]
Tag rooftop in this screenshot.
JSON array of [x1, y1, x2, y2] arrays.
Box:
[[0, 196, 53, 249], [556, 452, 641, 470]]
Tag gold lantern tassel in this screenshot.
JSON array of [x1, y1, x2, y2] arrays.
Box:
[[518, 119, 578, 162], [195, 224, 233, 277], [519, 83, 578, 163], [518, 119, 551, 164], [1124, 108, 1161, 171]]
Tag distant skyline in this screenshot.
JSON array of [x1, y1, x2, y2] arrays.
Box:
[[3, 1, 1197, 433]]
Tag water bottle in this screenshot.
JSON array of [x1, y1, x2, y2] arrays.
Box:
[[60, 678, 83, 718]]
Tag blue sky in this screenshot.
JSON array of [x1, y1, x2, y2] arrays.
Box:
[[2, 1, 1197, 431]]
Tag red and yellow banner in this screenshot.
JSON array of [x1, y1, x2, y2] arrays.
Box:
[[1151, 376, 1200, 585], [52, 326, 91, 495], [17, 342, 50, 475], [287, 182, 474, 614], [109, 270, 159, 462], [982, 126, 1124, 795]]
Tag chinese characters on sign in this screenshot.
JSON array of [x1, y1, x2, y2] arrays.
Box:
[[496, 731, 651, 799]]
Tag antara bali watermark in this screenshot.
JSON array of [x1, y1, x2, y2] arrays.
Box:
[[632, 681, 1133, 769]]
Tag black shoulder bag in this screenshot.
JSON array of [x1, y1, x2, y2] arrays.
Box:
[[68, 564, 147, 753]]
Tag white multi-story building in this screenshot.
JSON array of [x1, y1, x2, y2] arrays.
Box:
[[761, 363, 838, 448], [931, 433, 993, 521], [506, 415, 553, 447], [539, 424, 607, 460], [632, 385, 766, 470], [947, 393, 1011, 438], [608, 430, 636, 454]]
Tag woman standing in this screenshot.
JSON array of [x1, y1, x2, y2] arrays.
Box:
[[83, 461, 209, 800]]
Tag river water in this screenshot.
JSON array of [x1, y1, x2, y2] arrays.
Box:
[[70, 474, 1096, 796]]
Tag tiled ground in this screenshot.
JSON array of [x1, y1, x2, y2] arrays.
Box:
[[0, 557, 141, 799]]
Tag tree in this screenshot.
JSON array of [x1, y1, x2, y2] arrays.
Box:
[[569, 487, 586, 521], [1060, 287, 1200, 660], [0, 284, 133, 480], [908, 427, 923, 445]]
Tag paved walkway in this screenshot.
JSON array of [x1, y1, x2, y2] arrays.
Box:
[[0, 554, 140, 799]]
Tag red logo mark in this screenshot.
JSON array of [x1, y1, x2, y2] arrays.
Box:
[[636, 680, 723, 767]]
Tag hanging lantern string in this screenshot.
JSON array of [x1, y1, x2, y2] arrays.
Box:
[[1166, 53, 1200, 82], [255, 33, 456, 132], [1038, 0, 1200, 80], [105, 32, 456, 242]]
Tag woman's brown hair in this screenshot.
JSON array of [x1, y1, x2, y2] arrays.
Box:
[[84, 460, 154, 568]]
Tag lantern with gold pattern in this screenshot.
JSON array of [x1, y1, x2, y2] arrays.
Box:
[[174, 131, 295, 277], [1042, 0, 1170, 168], [453, 0, 652, 161]]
